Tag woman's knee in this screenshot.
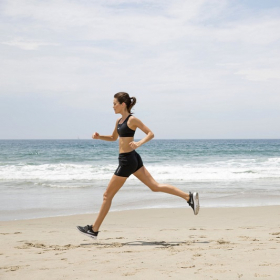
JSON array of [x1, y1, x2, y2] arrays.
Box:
[[149, 182, 160, 192], [103, 191, 114, 202]]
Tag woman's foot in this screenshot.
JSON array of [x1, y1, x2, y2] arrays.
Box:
[[188, 192, 200, 215], [76, 225, 99, 239]]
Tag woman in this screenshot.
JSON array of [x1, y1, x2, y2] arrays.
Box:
[[77, 92, 199, 239]]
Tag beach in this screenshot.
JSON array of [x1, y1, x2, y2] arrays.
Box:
[[1, 206, 280, 279]]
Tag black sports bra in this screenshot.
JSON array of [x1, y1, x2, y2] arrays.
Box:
[[117, 115, 135, 137]]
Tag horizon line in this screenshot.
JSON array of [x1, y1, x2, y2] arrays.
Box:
[[0, 138, 279, 141]]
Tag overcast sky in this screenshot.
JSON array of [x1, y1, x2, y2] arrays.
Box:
[[0, 0, 279, 139]]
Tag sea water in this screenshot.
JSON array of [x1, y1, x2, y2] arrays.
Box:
[[0, 139, 280, 221]]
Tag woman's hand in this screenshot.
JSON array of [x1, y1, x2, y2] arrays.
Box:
[[92, 132, 100, 139], [129, 141, 141, 149]]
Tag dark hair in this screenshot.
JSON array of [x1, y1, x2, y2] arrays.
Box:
[[114, 92, 136, 114]]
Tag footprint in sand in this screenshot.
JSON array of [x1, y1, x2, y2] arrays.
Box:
[[217, 239, 230, 244], [0, 231, 21, 235], [2, 266, 20, 272], [193, 253, 202, 257], [238, 236, 250, 240], [1, 265, 29, 272], [103, 242, 123, 248], [122, 272, 136, 276], [15, 243, 47, 249], [254, 273, 270, 277], [15, 242, 80, 251], [181, 265, 195, 268]]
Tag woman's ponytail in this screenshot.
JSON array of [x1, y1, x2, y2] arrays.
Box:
[[128, 97, 136, 113]]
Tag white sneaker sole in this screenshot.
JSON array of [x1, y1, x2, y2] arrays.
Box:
[[76, 226, 98, 240], [193, 192, 200, 215]]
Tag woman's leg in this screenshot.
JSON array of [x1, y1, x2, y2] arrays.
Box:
[[92, 175, 127, 232], [133, 166, 190, 201]]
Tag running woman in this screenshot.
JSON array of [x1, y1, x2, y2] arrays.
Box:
[[77, 92, 199, 239]]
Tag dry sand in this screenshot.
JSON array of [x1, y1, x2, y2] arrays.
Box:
[[1, 206, 280, 279]]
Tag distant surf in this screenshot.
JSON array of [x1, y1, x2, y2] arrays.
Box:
[[1, 139, 280, 221]]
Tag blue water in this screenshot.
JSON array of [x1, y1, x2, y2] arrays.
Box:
[[1, 139, 280, 221]]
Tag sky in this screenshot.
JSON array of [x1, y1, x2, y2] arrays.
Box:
[[0, 0, 280, 139]]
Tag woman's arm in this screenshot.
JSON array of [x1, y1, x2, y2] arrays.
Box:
[[128, 117, 154, 149], [92, 119, 120, 142]]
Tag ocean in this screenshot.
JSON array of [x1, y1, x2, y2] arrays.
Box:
[[0, 139, 280, 221]]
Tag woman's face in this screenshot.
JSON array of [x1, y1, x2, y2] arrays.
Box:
[[113, 98, 122, 114]]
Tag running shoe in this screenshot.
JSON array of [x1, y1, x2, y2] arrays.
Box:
[[188, 192, 199, 215], [76, 225, 99, 239]]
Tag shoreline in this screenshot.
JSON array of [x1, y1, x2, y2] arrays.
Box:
[[2, 203, 280, 222], [1, 206, 280, 279]]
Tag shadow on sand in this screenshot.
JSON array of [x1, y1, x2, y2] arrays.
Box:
[[80, 240, 210, 246]]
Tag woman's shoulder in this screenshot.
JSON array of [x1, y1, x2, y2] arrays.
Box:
[[129, 115, 138, 121], [128, 115, 142, 125]]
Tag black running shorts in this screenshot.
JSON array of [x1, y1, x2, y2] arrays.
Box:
[[114, 150, 143, 177]]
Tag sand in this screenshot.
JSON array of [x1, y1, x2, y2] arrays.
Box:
[[1, 206, 280, 279]]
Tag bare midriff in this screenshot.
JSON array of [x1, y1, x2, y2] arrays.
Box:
[[119, 137, 134, 153]]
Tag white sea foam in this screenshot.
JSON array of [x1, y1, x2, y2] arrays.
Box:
[[1, 158, 280, 182]]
